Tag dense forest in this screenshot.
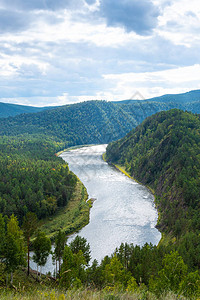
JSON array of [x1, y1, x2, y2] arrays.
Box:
[[0, 219, 199, 299], [0, 102, 55, 118], [0, 135, 78, 223], [0, 90, 200, 146], [106, 109, 200, 272], [1, 98, 200, 298], [1, 89, 200, 119]]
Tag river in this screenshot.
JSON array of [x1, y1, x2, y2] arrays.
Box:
[[31, 144, 161, 273]]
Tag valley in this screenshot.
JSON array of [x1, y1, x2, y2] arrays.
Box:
[[0, 91, 200, 298]]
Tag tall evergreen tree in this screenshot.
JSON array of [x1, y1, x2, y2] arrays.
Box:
[[54, 230, 67, 276], [32, 231, 51, 278], [4, 215, 26, 284], [22, 212, 38, 276]]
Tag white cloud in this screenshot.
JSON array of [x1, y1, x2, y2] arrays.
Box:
[[103, 65, 200, 100], [156, 0, 200, 47], [0, 53, 49, 77], [0, 0, 199, 106]]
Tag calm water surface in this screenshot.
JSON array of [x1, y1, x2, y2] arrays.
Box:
[[62, 145, 161, 260], [31, 144, 161, 273]]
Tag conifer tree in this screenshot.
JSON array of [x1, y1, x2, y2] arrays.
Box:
[[22, 212, 38, 276], [4, 215, 26, 284]]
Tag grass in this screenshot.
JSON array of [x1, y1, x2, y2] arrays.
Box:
[[0, 265, 190, 300], [0, 287, 190, 300], [38, 180, 90, 241]]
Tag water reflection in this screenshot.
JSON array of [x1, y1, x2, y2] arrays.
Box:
[[31, 145, 161, 274]]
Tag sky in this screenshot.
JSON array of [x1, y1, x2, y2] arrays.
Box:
[[0, 0, 200, 107]]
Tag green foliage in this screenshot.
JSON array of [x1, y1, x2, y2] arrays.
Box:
[[3, 215, 26, 282], [59, 245, 87, 289], [0, 102, 48, 118], [54, 230, 67, 274], [104, 254, 130, 289], [32, 231, 51, 268], [0, 214, 6, 262], [2, 98, 199, 146], [69, 236, 91, 265], [22, 212, 38, 276], [0, 101, 138, 144], [106, 109, 200, 269], [179, 270, 200, 298], [150, 251, 188, 294], [0, 135, 77, 223]]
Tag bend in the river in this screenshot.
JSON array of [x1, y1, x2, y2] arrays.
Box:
[[61, 144, 161, 262]]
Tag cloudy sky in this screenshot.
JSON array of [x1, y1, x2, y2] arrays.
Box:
[[0, 0, 200, 106]]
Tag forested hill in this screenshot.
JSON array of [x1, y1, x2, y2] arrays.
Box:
[[1, 98, 200, 146], [106, 109, 200, 266], [0, 101, 140, 145], [0, 102, 56, 118], [137, 89, 200, 104], [1, 89, 200, 119]]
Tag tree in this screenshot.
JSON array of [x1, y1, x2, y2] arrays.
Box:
[[0, 214, 5, 262], [59, 245, 86, 289], [53, 230, 67, 276], [22, 212, 38, 276], [32, 231, 51, 278], [4, 215, 26, 284], [104, 254, 128, 288], [150, 251, 188, 295], [180, 270, 200, 298], [69, 235, 91, 265]]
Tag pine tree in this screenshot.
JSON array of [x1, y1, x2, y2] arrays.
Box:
[[32, 231, 51, 278], [54, 230, 67, 276], [4, 215, 26, 284], [22, 212, 38, 276]]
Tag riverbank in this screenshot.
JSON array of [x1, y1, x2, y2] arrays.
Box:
[[56, 145, 161, 262], [102, 153, 155, 195], [57, 144, 95, 156], [102, 152, 163, 246], [38, 179, 91, 241]]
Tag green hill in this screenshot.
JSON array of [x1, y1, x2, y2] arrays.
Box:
[[114, 89, 200, 104], [0, 102, 57, 118], [0, 90, 200, 145], [0, 101, 139, 144], [106, 109, 200, 269], [147, 89, 200, 104], [0, 99, 198, 146]]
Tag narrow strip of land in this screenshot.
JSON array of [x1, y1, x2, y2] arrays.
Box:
[[38, 179, 90, 240]]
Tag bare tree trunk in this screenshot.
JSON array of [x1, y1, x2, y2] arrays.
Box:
[[59, 258, 61, 275], [56, 259, 57, 278], [27, 237, 30, 276], [11, 272, 13, 284]]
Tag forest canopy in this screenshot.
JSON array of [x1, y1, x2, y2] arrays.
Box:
[[106, 109, 200, 270]]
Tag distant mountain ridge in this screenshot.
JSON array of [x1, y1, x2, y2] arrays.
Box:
[[1, 89, 200, 119], [0, 89, 200, 146], [145, 89, 200, 104], [113, 89, 200, 104], [0, 102, 59, 118]]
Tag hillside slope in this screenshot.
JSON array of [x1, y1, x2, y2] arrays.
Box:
[[0, 99, 198, 146], [0, 101, 139, 144], [0, 102, 56, 118], [105, 109, 200, 268], [147, 89, 200, 104], [1, 89, 200, 120]]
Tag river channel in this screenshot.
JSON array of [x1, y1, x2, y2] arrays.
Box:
[[31, 144, 161, 273], [61, 145, 161, 260]]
